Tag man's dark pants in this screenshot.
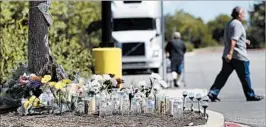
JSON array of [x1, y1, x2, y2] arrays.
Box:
[[209, 58, 255, 99], [171, 59, 183, 75]]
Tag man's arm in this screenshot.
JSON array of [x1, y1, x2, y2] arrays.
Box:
[[246, 39, 251, 45], [226, 22, 242, 62], [226, 39, 236, 62], [183, 42, 187, 53], [165, 41, 171, 52], [165, 41, 172, 58]]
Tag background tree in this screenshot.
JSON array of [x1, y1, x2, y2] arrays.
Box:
[[48, 1, 101, 78], [247, 1, 265, 48], [0, 1, 28, 84], [165, 10, 216, 48], [28, 1, 55, 77], [207, 14, 231, 44], [0, 1, 101, 84]]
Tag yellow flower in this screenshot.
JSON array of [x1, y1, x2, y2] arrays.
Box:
[[33, 102, 39, 107], [33, 99, 40, 107], [55, 82, 62, 90], [62, 79, 72, 84], [44, 75, 52, 81], [41, 78, 49, 84], [61, 83, 66, 88], [49, 82, 56, 87], [41, 75, 52, 84], [55, 81, 66, 90], [24, 101, 30, 109], [29, 96, 36, 103]]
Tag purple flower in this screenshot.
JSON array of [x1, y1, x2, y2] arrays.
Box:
[[29, 80, 42, 88]]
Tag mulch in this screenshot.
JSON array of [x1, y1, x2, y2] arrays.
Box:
[[0, 111, 207, 127]]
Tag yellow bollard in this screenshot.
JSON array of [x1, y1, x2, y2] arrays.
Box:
[[92, 47, 122, 80]]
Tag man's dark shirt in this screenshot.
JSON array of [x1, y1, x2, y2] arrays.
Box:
[[165, 38, 186, 64]]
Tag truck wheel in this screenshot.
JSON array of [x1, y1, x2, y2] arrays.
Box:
[[151, 68, 159, 73]]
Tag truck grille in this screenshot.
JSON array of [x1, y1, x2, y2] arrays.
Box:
[[122, 42, 145, 56]]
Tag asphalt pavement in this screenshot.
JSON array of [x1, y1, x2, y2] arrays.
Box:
[[123, 48, 265, 127]]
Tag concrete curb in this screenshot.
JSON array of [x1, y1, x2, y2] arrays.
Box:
[[162, 89, 225, 127], [184, 110, 224, 127], [204, 110, 225, 127], [182, 110, 224, 127]]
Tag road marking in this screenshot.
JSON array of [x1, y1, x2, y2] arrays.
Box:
[[225, 122, 250, 127]]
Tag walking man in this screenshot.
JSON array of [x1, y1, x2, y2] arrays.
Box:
[[208, 6, 264, 102], [165, 32, 186, 87]]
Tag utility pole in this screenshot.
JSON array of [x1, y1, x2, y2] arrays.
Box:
[[92, 1, 122, 79], [101, 1, 113, 47], [160, 1, 166, 80]]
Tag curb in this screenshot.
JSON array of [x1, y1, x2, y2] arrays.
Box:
[[204, 110, 225, 127], [184, 110, 224, 127], [162, 89, 225, 127]]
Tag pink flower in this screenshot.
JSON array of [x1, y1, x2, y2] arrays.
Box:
[[19, 76, 29, 85], [76, 87, 83, 96]]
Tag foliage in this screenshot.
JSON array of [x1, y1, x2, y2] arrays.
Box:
[[0, 1, 101, 84], [207, 14, 231, 44], [48, 1, 101, 78], [185, 42, 194, 52], [0, 1, 29, 84], [165, 10, 217, 48], [247, 1, 265, 48]]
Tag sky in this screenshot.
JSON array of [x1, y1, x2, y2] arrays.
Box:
[[163, 1, 256, 23]]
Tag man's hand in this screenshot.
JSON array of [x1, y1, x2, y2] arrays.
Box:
[[246, 39, 251, 45], [166, 52, 170, 58], [225, 53, 233, 63]]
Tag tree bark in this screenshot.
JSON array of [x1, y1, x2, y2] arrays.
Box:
[[28, 1, 67, 80]]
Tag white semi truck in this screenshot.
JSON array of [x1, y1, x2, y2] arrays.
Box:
[[111, 1, 163, 73]]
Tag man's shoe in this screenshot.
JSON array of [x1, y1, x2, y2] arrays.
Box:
[[173, 79, 179, 87], [207, 93, 221, 102], [174, 83, 179, 87], [246, 95, 264, 101]]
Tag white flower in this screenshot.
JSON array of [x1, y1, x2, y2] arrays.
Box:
[[103, 74, 111, 80], [159, 80, 168, 88], [134, 93, 142, 99], [90, 74, 97, 81], [29, 73, 36, 77], [110, 78, 118, 87], [140, 92, 146, 98], [137, 80, 147, 88], [99, 92, 107, 99], [153, 83, 162, 92], [96, 75, 103, 81], [78, 78, 86, 85], [91, 74, 103, 81], [153, 80, 168, 88], [125, 88, 132, 94], [91, 80, 101, 88], [150, 72, 162, 80], [83, 85, 89, 92], [91, 87, 99, 94]]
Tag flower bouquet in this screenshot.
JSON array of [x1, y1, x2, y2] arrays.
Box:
[[17, 73, 73, 115]]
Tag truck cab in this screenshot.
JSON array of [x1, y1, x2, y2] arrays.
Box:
[[112, 1, 163, 73]]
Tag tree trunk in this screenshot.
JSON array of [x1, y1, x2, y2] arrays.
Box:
[[28, 1, 67, 80]]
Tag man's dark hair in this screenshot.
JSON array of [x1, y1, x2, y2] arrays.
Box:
[[231, 6, 242, 19]]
